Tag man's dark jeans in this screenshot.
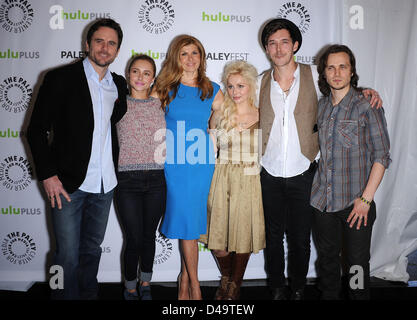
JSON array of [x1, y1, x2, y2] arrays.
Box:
[[314, 202, 376, 300], [261, 165, 316, 291], [51, 187, 114, 300]]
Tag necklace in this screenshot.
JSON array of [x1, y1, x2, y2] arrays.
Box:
[[281, 77, 294, 96]]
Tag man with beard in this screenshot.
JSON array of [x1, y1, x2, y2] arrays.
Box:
[[27, 18, 127, 300]]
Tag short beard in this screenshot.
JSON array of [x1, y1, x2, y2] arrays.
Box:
[[88, 53, 114, 68], [329, 82, 350, 91]]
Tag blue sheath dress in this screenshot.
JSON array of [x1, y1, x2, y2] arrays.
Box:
[[160, 82, 220, 240]]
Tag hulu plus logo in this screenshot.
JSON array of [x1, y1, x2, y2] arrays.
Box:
[[0, 128, 24, 139], [202, 11, 251, 23], [49, 5, 111, 29], [131, 49, 166, 60], [1, 205, 41, 216], [0, 49, 39, 59]]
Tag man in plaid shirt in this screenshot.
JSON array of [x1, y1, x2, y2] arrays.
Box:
[[310, 44, 391, 300]]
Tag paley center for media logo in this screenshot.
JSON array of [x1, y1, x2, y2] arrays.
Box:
[[138, 0, 175, 34], [277, 2, 311, 34], [277, 2, 314, 64], [0, 0, 34, 33], [154, 231, 172, 265], [0, 75, 32, 113], [1, 231, 36, 265], [0, 155, 32, 191]]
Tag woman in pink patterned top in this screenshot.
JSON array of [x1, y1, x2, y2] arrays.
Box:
[[114, 54, 166, 300]]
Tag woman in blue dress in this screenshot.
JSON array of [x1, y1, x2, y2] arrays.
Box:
[[152, 34, 224, 300]]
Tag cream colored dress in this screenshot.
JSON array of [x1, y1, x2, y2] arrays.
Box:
[[200, 122, 265, 253]]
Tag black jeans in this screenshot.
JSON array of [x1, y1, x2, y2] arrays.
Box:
[[314, 202, 376, 300], [114, 170, 166, 282], [260, 164, 316, 291]]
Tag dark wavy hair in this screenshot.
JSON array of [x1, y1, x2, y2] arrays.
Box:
[[260, 18, 302, 53], [317, 44, 359, 96], [86, 18, 123, 49]]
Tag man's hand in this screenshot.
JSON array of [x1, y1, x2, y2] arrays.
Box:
[[42, 175, 71, 209], [362, 88, 382, 109], [347, 198, 370, 230]]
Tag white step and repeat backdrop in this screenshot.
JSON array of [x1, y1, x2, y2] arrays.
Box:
[[1, 0, 415, 290]]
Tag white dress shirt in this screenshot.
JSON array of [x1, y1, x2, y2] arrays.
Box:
[[79, 58, 118, 193], [257, 64, 321, 178]]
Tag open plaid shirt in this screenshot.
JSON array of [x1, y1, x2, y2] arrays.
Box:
[[310, 87, 391, 212]]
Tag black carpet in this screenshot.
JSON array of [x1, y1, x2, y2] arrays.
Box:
[[1, 277, 415, 300], [1, 279, 415, 319]]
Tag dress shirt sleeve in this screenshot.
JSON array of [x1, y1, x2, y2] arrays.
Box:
[[310, 64, 322, 100], [365, 106, 391, 169]]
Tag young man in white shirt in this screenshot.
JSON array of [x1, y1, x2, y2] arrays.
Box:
[[258, 18, 381, 300]]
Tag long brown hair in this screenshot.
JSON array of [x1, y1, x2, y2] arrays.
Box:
[[317, 44, 359, 96], [154, 34, 213, 112]]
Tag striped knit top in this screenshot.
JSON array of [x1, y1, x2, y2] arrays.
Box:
[[116, 96, 166, 171]]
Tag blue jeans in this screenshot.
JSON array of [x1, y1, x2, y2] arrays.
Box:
[[50, 187, 114, 300]]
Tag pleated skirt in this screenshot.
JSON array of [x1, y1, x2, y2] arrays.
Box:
[[200, 163, 265, 254]]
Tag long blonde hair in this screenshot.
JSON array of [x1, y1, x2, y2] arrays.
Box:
[[219, 60, 258, 131], [154, 34, 213, 112]]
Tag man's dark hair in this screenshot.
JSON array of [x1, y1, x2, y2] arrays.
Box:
[[317, 44, 359, 96], [261, 18, 302, 53], [86, 18, 123, 49]]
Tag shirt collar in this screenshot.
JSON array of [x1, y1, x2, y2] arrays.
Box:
[[83, 57, 113, 84], [329, 86, 355, 110], [271, 63, 300, 84]]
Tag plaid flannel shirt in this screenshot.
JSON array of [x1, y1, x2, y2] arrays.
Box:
[[310, 87, 391, 212]]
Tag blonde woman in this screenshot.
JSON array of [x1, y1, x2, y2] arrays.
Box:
[[152, 35, 224, 300], [200, 60, 265, 300]]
